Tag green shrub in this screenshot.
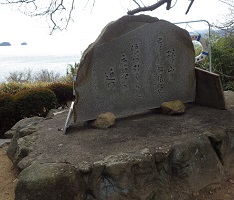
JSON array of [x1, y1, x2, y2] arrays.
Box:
[[223, 81, 234, 91], [0, 82, 28, 95], [47, 82, 74, 108], [14, 88, 58, 118], [0, 92, 17, 138]]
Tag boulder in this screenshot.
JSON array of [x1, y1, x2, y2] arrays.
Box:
[[74, 14, 195, 122], [5, 104, 234, 199], [6, 117, 44, 166], [161, 100, 186, 115], [92, 112, 116, 129], [15, 163, 86, 200], [84, 134, 225, 199], [4, 117, 44, 139], [170, 134, 223, 192]]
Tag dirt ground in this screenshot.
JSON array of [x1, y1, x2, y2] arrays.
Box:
[[0, 145, 18, 200]]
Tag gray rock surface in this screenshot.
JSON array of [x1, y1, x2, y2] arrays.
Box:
[[15, 163, 85, 200], [4, 117, 44, 139], [0, 139, 11, 148], [224, 90, 234, 108], [6, 116, 44, 166], [7, 103, 234, 200], [74, 14, 195, 122]]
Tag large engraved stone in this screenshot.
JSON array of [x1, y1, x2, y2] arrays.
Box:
[[74, 15, 195, 122]]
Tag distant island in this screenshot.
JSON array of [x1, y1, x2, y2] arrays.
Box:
[[21, 42, 27, 46], [0, 42, 11, 46]]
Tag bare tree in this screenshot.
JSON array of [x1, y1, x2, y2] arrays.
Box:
[[0, 0, 233, 33], [213, 0, 234, 35], [0, 0, 75, 34], [127, 0, 195, 15]]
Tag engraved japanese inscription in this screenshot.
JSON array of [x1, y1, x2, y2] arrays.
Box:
[[76, 20, 195, 122]]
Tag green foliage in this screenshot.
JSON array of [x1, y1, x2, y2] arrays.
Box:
[[223, 81, 234, 91], [14, 88, 57, 118], [63, 62, 79, 83], [67, 62, 79, 75], [47, 82, 74, 108], [195, 32, 234, 91], [211, 33, 234, 88], [0, 82, 28, 95], [0, 93, 17, 138], [212, 34, 234, 70], [0, 63, 79, 137]]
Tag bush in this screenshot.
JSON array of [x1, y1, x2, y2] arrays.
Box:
[[0, 93, 17, 138], [223, 81, 234, 91], [47, 82, 74, 108], [14, 88, 58, 118], [0, 82, 28, 95]]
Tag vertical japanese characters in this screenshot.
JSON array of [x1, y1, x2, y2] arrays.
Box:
[[101, 38, 176, 99]]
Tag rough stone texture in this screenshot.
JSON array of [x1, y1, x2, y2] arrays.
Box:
[[15, 163, 86, 200], [224, 90, 234, 108], [7, 102, 234, 200], [6, 117, 44, 167], [170, 134, 223, 192], [161, 100, 186, 115], [74, 14, 195, 122], [4, 117, 44, 139], [0, 139, 11, 148], [92, 112, 116, 129]]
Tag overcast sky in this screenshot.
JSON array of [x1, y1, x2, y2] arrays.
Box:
[[0, 0, 230, 54]]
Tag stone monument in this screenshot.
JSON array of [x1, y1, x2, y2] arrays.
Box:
[[74, 15, 196, 122]]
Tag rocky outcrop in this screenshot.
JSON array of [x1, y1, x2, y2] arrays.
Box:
[[12, 126, 234, 200], [15, 163, 86, 200], [5, 117, 44, 139], [6, 99, 234, 199], [6, 117, 44, 168]]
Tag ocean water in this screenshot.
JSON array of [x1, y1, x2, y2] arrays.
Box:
[[0, 45, 81, 83]]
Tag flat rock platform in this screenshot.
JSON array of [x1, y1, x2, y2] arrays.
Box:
[[27, 103, 233, 166]]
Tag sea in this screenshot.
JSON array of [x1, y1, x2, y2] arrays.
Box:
[[0, 45, 82, 83]]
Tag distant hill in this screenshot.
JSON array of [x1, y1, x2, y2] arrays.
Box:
[[189, 29, 225, 37], [21, 42, 27, 46], [0, 42, 11, 46]]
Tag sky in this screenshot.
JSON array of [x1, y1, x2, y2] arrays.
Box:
[[0, 0, 230, 54]]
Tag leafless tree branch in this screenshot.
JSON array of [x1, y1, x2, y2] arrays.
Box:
[[185, 0, 194, 14], [218, 0, 234, 8], [0, 0, 75, 33], [1, 0, 234, 34], [127, 0, 172, 15]]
